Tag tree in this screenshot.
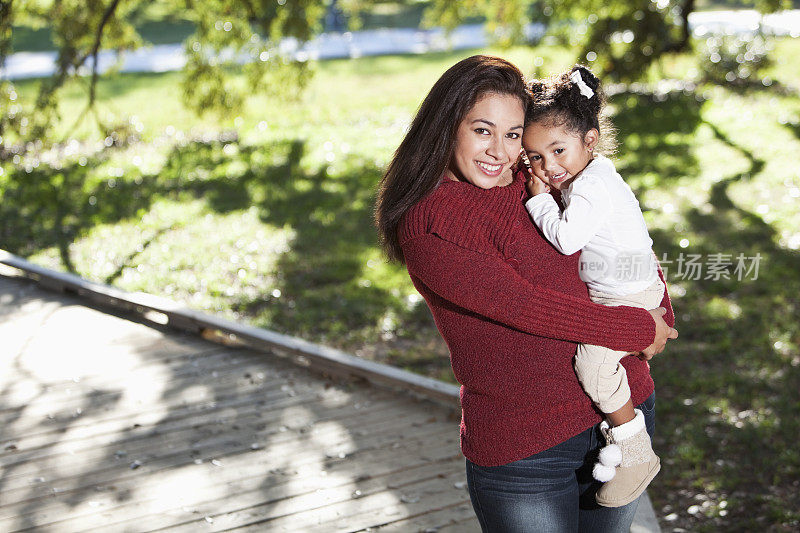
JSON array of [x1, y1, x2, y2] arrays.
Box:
[[1, 0, 792, 155], [0, 0, 365, 153], [424, 0, 790, 82]]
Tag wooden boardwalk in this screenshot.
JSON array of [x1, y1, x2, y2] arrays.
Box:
[[0, 261, 660, 532], [0, 272, 476, 532]]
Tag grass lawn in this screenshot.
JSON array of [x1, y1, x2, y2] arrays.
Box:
[[3, 39, 800, 530]]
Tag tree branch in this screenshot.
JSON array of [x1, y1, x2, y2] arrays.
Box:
[[88, 0, 122, 107], [664, 0, 695, 53]]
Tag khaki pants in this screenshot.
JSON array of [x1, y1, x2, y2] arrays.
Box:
[[575, 278, 666, 414]]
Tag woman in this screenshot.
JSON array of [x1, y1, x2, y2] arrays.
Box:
[[375, 55, 676, 532]]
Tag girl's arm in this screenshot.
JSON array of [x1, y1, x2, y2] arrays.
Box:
[[525, 171, 613, 256], [402, 232, 657, 352]]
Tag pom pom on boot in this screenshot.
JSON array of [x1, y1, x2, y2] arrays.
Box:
[[598, 443, 622, 467], [592, 441, 622, 482], [592, 462, 617, 482]]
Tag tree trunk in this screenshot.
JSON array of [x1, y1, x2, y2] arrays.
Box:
[[679, 0, 695, 51]]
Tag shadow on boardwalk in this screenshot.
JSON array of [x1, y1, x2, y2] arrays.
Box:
[[0, 273, 474, 531]]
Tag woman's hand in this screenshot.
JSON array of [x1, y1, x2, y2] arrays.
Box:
[[639, 307, 678, 360]]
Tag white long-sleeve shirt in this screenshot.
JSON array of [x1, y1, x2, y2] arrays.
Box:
[[525, 154, 658, 296]]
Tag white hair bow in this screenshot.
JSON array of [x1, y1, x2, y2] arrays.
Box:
[[570, 70, 594, 99]]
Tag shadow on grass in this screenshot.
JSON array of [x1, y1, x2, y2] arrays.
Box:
[[0, 135, 437, 359], [783, 118, 800, 142], [577, 89, 800, 527], [0, 153, 139, 270], [610, 90, 704, 194], [646, 119, 800, 528], [242, 140, 436, 351], [1, 148, 170, 268]]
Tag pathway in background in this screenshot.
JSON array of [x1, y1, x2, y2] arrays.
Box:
[[3, 10, 798, 81]]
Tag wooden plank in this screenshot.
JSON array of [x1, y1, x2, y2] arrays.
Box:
[[0, 347, 305, 424], [1, 404, 452, 505], [81, 437, 462, 533], [210, 461, 468, 532], [0, 328, 239, 392], [269, 467, 470, 533], [0, 269, 477, 533], [367, 501, 480, 532], [0, 379, 355, 461], [16, 424, 457, 531], [438, 516, 484, 533], [47, 447, 460, 532], [2, 426, 460, 531], [1, 375, 348, 457], [0, 293, 60, 316], [0, 341, 224, 403], [0, 338, 225, 405], [0, 352, 267, 424], [0, 355, 404, 449], [0, 370, 316, 449], [0, 344, 345, 439], [0, 393, 428, 491], [0, 403, 456, 511], [2, 406, 457, 510]]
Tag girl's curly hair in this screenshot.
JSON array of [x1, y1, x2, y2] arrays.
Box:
[[526, 64, 617, 154]]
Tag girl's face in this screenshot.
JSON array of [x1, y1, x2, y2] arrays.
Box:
[[447, 92, 525, 189], [522, 120, 599, 191]]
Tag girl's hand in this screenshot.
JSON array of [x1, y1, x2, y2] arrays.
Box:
[[526, 174, 551, 196], [519, 155, 550, 197]]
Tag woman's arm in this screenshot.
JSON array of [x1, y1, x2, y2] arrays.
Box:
[[634, 258, 677, 359], [402, 232, 657, 352]]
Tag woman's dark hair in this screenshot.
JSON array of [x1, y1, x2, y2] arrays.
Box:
[[526, 64, 616, 154], [375, 55, 529, 263]]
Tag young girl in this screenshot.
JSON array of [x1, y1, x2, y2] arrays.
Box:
[[522, 65, 670, 507]]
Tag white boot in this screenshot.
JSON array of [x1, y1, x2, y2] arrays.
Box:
[[593, 409, 660, 507]]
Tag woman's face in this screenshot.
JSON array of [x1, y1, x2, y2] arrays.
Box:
[[522, 120, 598, 191], [447, 92, 525, 189]]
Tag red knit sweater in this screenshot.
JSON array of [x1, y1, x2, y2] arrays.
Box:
[[398, 173, 675, 467]]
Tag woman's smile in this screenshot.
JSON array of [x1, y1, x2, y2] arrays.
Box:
[[477, 161, 504, 175]]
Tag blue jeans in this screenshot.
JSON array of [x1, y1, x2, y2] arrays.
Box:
[[466, 393, 656, 533]]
